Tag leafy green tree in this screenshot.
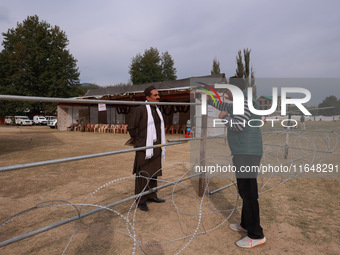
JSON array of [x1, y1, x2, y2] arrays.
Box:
[[235, 50, 244, 78], [129, 53, 144, 85], [0, 15, 81, 115], [235, 48, 256, 97], [129, 47, 177, 85], [161, 51, 177, 81], [318, 95, 339, 116], [211, 58, 220, 75], [140, 47, 163, 83]]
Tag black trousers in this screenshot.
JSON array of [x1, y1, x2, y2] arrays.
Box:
[[135, 175, 157, 204], [233, 154, 264, 239]]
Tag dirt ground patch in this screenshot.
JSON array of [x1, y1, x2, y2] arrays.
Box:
[[0, 123, 339, 254]]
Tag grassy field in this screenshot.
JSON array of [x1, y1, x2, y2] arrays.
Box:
[[0, 122, 339, 254]]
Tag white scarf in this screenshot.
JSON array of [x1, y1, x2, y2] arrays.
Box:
[[145, 102, 166, 162]]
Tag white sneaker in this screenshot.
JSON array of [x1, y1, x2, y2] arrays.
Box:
[[236, 236, 266, 248], [229, 223, 247, 232]]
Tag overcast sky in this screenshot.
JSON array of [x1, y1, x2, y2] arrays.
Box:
[[0, 0, 339, 104]]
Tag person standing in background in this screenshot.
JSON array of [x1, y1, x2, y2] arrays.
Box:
[[127, 86, 166, 212]]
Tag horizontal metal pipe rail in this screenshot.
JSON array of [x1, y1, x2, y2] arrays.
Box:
[[262, 128, 335, 133], [0, 172, 202, 248], [0, 94, 198, 106], [167, 135, 226, 142], [209, 183, 234, 195], [263, 143, 333, 153], [168, 138, 334, 154], [0, 142, 187, 173]]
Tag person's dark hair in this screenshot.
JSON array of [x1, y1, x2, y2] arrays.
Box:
[[144, 86, 156, 97], [229, 76, 246, 90]]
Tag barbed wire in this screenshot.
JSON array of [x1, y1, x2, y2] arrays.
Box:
[[0, 128, 339, 254]]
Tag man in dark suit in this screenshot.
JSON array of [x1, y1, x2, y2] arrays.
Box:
[[128, 86, 166, 211]]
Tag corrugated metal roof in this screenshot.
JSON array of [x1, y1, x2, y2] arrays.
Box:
[[83, 74, 226, 98], [259, 96, 273, 100]]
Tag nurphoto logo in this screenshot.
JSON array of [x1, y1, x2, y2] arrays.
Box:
[[200, 84, 312, 116]]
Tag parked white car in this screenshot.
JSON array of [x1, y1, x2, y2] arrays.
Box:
[[5, 116, 15, 125], [47, 118, 58, 129], [33, 116, 47, 125], [15, 116, 33, 126], [45, 116, 56, 121]]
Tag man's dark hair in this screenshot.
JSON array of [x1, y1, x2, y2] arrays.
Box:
[[229, 76, 246, 90], [144, 86, 156, 97]]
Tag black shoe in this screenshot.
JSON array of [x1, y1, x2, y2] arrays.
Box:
[[138, 203, 149, 211], [148, 197, 166, 203]]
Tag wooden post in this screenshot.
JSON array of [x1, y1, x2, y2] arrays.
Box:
[[199, 94, 208, 197], [284, 129, 290, 159]]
